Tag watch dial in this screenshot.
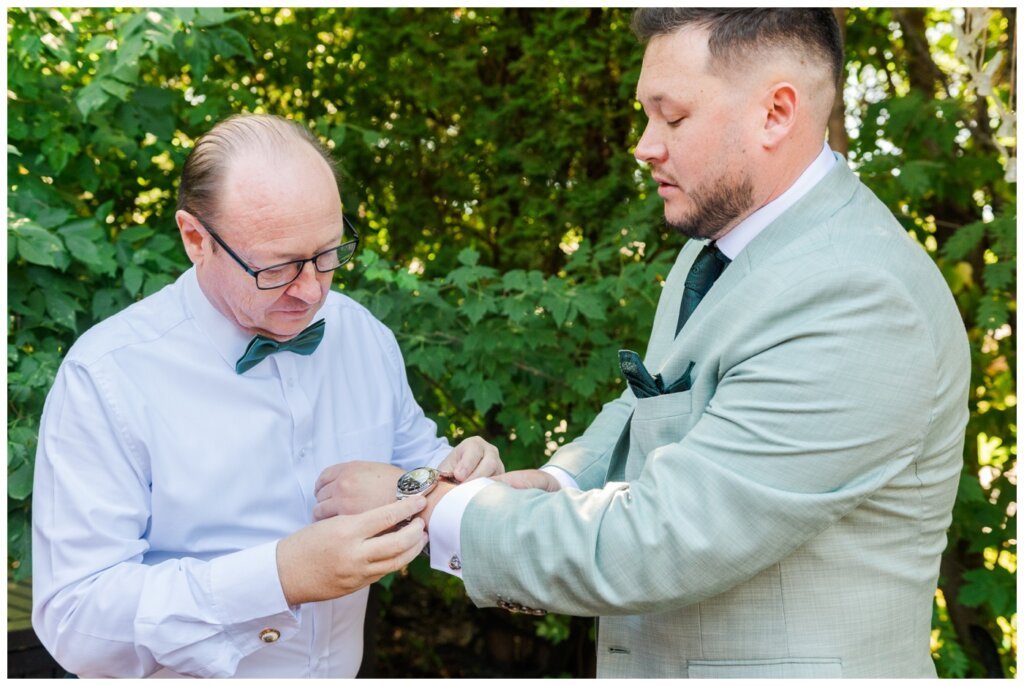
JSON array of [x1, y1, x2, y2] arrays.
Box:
[[397, 467, 434, 495]]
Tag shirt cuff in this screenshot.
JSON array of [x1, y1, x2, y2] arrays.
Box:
[[207, 539, 295, 622], [541, 464, 580, 490], [428, 477, 495, 579]]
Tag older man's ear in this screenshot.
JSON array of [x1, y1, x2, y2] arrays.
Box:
[[174, 210, 208, 266]]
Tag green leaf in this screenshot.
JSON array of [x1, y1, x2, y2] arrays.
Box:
[[194, 8, 247, 28], [118, 225, 155, 243], [462, 293, 490, 324], [976, 294, 1009, 330], [143, 273, 176, 297], [896, 160, 939, 199], [535, 614, 571, 645], [63, 232, 103, 267], [45, 289, 82, 332], [92, 288, 129, 321], [958, 567, 1014, 617], [542, 293, 570, 327], [8, 512, 31, 580], [211, 27, 255, 63], [84, 34, 112, 54], [361, 129, 382, 148], [457, 248, 480, 267], [33, 205, 72, 230], [447, 265, 485, 293], [58, 218, 103, 259], [463, 379, 504, 415], [76, 80, 111, 119], [940, 220, 985, 261], [569, 371, 598, 396], [99, 76, 134, 101], [14, 221, 65, 268], [8, 460, 34, 500], [502, 269, 529, 291], [955, 473, 986, 504], [982, 260, 1013, 292], [574, 291, 607, 321], [114, 34, 145, 70], [377, 571, 397, 591], [124, 265, 145, 296], [330, 124, 347, 147]]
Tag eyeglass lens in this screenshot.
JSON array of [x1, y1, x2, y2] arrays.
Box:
[[255, 242, 358, 289]]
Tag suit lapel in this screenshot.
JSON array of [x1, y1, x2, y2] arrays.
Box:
[[652, 157, 860, 379]]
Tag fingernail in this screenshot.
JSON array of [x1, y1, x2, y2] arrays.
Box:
[[411, 495, 426, 509]]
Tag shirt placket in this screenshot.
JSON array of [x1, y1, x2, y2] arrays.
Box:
[[272, 354, 333, 672]]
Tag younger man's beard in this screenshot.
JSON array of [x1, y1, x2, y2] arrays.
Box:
[[666, 172, 755, 241]]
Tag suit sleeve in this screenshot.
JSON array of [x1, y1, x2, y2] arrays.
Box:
[[459, 264, 940, 616], [544, 389, 635, 490]]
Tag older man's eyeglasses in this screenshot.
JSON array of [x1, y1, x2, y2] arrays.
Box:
[[197, 215, 360, 290]]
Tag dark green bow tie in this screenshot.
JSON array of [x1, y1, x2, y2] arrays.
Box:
[[235, 318, 326, 374]]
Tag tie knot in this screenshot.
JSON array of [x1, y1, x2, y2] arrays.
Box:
[[685, 243, 728, 292]]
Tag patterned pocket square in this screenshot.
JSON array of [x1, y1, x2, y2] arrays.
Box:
[[619, 350, 695, 399]]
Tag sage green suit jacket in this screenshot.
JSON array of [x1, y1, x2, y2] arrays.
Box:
[[460, 158, 970, 678]]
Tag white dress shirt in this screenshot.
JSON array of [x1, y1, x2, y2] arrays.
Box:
[[429, 144, 837, 578], [32, 267, 451, 678]]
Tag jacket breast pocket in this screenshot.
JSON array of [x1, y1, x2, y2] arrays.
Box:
[[630, 390, 694, 460], [686, 658, 843, 678]]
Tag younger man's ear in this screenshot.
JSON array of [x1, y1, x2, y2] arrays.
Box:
[[760, 82, 798, 149]]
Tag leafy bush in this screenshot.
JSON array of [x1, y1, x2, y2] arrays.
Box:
[[7, 7, 1015, 677]]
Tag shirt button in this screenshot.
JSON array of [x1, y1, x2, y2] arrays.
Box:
[[448, 555, 462, 571], [259, 628, 281, 643]]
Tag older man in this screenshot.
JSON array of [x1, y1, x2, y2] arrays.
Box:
[[319, 9, 970, 678], [31, 113, 502, 678]]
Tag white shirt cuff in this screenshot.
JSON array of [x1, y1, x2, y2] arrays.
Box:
[[428, 477, 495, 578], [541, 464, 580, 490]]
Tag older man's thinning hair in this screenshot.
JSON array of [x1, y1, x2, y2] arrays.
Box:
[[177, 114, 339, 224]]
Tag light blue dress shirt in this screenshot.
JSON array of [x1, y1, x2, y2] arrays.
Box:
[[32, 267, 451, 677]]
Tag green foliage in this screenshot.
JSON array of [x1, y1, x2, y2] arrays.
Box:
[[844, 7, 1016, 677], [6, 7, 1015, 677]]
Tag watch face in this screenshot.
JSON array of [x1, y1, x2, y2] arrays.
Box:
[[397, 467, 437, 496]]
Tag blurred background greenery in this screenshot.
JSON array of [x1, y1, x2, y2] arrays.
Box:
[[6, 7, 1016, 678]]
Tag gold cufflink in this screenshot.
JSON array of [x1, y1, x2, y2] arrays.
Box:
[[259, 628, 281, 643]]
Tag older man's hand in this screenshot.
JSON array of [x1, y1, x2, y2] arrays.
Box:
[[314, 461, 402, 520], [312, 437, 501, 523], [278, 496, 428, 605], [437, 436, 504, 482]]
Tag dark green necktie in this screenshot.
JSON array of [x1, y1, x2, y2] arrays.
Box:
[[235, 318, 326, 374], [676, 243, 730, 335]]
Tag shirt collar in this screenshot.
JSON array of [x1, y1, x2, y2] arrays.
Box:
[[716, 143, 837, 260], [181, 267, 254, 369]]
